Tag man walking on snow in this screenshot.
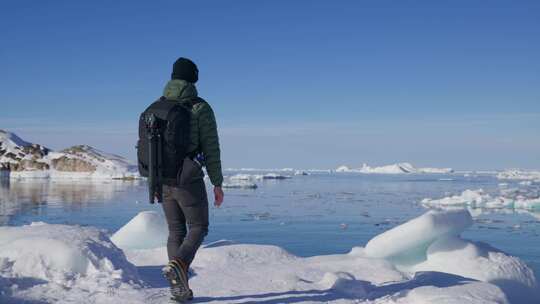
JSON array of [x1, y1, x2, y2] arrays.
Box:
[[159, 57, 224, 302]]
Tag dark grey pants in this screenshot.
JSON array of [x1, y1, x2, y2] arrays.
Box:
[[161, 159, 209, 267]]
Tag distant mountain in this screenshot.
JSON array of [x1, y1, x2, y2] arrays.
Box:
[[0, 130, 138, 179]]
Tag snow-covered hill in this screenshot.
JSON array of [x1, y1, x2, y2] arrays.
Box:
[[336, 162, 454, 174], [0, 130, 138, 179]]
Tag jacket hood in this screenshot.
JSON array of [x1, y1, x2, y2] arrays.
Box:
[[163, 79, 198, 100]]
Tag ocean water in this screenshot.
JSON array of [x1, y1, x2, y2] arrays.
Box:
[[1, 172, 539, 280]]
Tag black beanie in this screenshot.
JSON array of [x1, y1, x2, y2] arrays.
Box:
[[171, 57, 199, 83]]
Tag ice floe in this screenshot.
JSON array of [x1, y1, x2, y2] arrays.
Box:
[[497, 169, 540, 181], [422, 189, 540, 210], [336, 162, 453, 174], [222, 181, 258, 189]]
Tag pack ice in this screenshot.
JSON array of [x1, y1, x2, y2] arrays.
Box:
[[336, 162, 453, 174], [422, 189, 540, 210], [1, 210, 538, 303]]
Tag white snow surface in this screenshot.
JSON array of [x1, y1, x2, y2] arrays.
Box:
[[0, 130, 31, 158], [2, 209, 538, 303], [0, 222, 143, 303], [336, 163, 453, 174]]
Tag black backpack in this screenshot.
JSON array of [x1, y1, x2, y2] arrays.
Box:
[[137, 97, 200, 202]]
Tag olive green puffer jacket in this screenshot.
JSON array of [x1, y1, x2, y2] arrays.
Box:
[[162, 79, 223, 186]]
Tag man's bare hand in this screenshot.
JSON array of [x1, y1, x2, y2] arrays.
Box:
[[214, 186, 224, 207]]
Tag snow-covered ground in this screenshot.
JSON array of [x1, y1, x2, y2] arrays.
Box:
[[0, 130, 138, 180], [336, 163, 453, 174], [1, 210, 538, 304]]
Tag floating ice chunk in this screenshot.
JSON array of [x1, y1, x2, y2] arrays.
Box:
[[335, 165, 353, 172], [423, 189, 539, 210], [365, 209, 473, 262], [229, 174, 253, 181], [421, 189, 493, 207], [222, 181, 258, 189], [257, 173, 291, 180], [111, 211, 167, 250], [336, 163, 453, 174], [497, 169, 540, 181], [514, 197, 540, 210], [418, 167, 454, 174]]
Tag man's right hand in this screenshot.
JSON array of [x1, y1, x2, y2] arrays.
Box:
[[214, 186, 224, 207]]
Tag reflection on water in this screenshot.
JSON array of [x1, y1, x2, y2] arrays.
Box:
[[0, 179, 144, 225]]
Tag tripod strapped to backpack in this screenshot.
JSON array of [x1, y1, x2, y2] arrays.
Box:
[[145, 113, 163, 204]]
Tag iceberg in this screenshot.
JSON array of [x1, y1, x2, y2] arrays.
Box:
[[336, 162, 454, 174], [360, 162, 417, 174], [497, 169, 540, 181]]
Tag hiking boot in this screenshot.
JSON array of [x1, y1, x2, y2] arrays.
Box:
[[162, 259, 193, 302]]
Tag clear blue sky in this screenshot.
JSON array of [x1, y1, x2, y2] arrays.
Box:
[[1, 1, 539, 170]]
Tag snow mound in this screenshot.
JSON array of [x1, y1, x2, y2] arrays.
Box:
[[365, 209, 539, 303], [111, 211, 167, 250], [365, 209, 473, 262], [0, 222, 143, 303], [413, 236, 537, 287], [422, 189, 540, 210]]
